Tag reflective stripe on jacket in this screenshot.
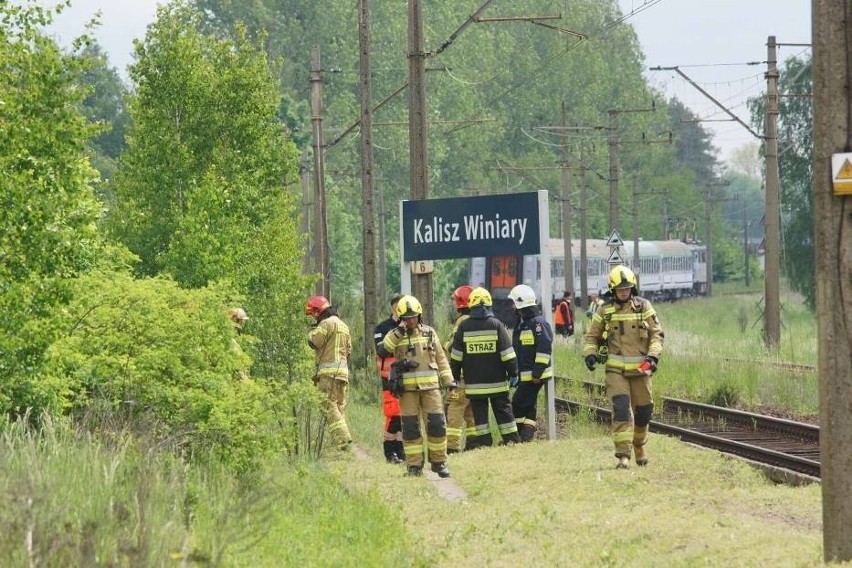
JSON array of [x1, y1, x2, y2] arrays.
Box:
[[582, 296, 663, 376], [449, 311, 518, 398], [512, 311, 554, 382], [382, 323, 453, 391], [374, 316, 398, 384], [308, 314, 352, 380]]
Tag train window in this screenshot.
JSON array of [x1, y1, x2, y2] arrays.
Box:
[[554, 259, 564, 278], [492, 258, 502, 276]]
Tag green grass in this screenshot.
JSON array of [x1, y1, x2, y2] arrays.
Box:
[[555, 288, 819, 415], [0, 287, 830, 566]]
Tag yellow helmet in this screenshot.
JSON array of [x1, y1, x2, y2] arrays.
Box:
[[608, 265, 638, 293], [396, 295, 423, 319], [468, 287, 493, 308]]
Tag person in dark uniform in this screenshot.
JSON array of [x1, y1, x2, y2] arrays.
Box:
[[449, 287, 520, 447], [508, 285, 554, 442]]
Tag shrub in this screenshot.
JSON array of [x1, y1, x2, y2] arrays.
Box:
[[41, 269, 287, 472]]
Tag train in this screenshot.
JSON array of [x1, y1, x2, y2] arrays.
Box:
[[470, 238, 708, 311]]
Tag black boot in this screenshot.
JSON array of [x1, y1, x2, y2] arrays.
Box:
[[519, 424, 536, 443], [405, 465, 423, 476], [431, 462, 450, 478], [393, 440, 406, 461], [384, 441, 404, 463]]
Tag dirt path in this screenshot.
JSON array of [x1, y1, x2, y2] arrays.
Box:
[[353, 445, 467, 502]]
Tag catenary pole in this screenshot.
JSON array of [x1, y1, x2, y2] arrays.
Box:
[[310, 45, 329, 298], [763, 36, 782, 347], [359, 0, 379, 364], [560, 102, 574, 298], [407, 0, 434, 323]]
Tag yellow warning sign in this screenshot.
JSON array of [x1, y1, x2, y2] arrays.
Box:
[[831, 153, 852, 195], [836, 159, 852, 179]]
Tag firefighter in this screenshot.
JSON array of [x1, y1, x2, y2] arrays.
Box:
[[449, 287, 521, 447], [378, 295, 457, 477], [553, 291, 574, 341], [508, 285, 554, 442], [582, 266, 664, 469], [373, 293, 405, 464], [585, 291, 605, 320], [444, 285, 477, 453], [227, 307, 250, 381], [305, 295, 353, 451]]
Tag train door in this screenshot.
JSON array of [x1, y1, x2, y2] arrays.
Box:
[[486, 255, 520, 326], [489, 255, 519, 290]]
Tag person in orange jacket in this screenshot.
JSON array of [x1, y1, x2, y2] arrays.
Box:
[[373, 294, 405, 464], [553, 291, 574, 341]]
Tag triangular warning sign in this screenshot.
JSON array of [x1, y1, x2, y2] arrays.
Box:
[[605, 229, 624, 247], [606, 248, 625, 265], [836, 158, 852, 180]]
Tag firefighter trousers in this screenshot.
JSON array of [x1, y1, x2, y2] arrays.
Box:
[[605, 370, 653, 458], [316, 376, 352, 449], [512, 380, 545, 431], [399, 388, 447, 468], [445, 385, 475, 451], [469, 393, 520, 447]]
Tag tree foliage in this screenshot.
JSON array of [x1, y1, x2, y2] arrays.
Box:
[[109, 1, 311, 391], [42, 270, 305, 472], [78, 42, 130, 189], [0, 1, 107, 412]]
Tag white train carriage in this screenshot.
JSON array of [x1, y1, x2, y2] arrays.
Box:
[[687, 242, 709, 296], [620, 240, 695, 300], [472, 238, 706, 306]]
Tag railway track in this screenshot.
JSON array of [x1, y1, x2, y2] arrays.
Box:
[[555, 393, 821, 482]]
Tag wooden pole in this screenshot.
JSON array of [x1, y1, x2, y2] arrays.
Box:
[[812, 0, 852, 560]]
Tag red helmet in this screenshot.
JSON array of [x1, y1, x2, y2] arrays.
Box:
[[452, 285, 473, 309], [305, 295, 331, 318]]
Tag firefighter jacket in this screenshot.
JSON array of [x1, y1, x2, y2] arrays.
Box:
[[449, 306, 518, 398], [443, 313, 470, 354], [512, 309, 554, 382], [382, 322, 454, 391], [307, 312, 352, 381], [582, 296, 664, 376], [374, 316, 398, 387]]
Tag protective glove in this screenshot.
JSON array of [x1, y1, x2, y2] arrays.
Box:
[[508, 375, 520, 388], [638, 355, 658, 375], [446, 381, 459, 393], [584, 354, 597, 371]]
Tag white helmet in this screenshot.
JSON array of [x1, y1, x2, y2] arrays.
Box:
[[508, 284, 537, 309]]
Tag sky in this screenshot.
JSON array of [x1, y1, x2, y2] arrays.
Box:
[[616, 0, 811, 161], [44, 0, 811, 163]]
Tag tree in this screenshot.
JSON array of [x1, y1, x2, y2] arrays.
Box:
[[78, 42, 130, 190], [110, 1, 298, 285], [0, 1, 106, 415], [110, 1, 311, 390]]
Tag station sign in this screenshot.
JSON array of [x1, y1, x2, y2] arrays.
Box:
[[401, 192, 542, 261]]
